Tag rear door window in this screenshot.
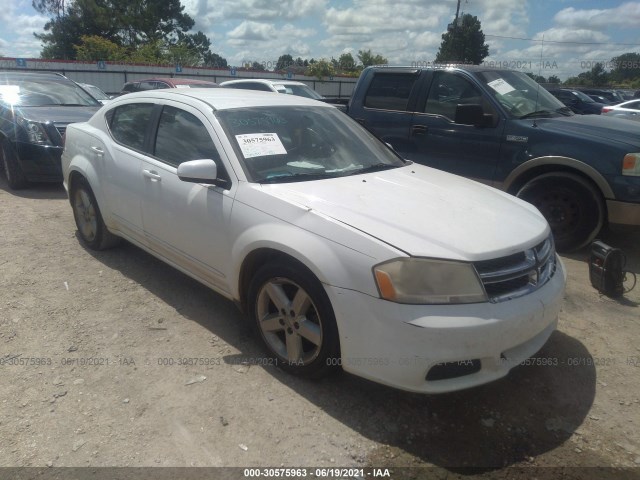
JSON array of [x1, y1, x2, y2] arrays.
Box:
[[108, 103, 154, 151], [363, 73, 418, 111]]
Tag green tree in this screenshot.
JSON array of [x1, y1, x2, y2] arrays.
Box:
[[357, 49, 387, 67], [32, 0, 66, 17], [306, 58, 335, 80], [609, 52, 640, 83], [337, 52, 357, 72], [250, 61, 265, 71], [34, 0, 197, 59], [74, 35, 126, 61], [435, 13, 489, 64], [276, 54, 294, 71], [204, 52, 227, 68], [547, 75, 560, 84], [588, 62, 609, 86]]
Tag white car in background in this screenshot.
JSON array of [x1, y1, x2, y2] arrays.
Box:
[[61, 89, 565, 393], [602, 99, 640, 122], [221, 79, 324, 99]]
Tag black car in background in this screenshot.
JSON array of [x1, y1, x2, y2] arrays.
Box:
[[547, 88, 606, 114], [0, 72, 101, 189], [578, 88, 625, 104]]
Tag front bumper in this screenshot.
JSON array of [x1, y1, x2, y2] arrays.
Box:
[[607, 199, 640, 227], [16, 141, 64, 182], [326, 256, 566, 394]]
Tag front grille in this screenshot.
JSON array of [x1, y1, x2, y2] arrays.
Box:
[[474, 235, 557, 303]]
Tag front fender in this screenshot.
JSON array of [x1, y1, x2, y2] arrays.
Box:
[[229, 221, 382, 300], [502, 155, 614, 199]]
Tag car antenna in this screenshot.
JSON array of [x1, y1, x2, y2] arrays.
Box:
[[533, 34, 544, 128]]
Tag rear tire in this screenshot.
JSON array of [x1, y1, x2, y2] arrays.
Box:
[[1, 141, 28, 190], [248, 261, 340, 379], [70, 177, 120, 250], [516, 172, 604, 252]]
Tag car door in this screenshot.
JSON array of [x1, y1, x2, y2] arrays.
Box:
[[618, 100, 640, 121], [139, 102, 236, 293], [351, 71, 422, 157], [102, 102, 156, 244], [408, 70, 503, 182]]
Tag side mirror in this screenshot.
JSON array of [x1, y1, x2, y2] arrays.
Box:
[[455, 104, 492, 127], [177, 159, 218, 184]]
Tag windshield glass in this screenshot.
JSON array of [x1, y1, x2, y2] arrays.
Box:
[[281, 84, 324, 100], [82, 84, 110, 100], [216, 106, 405, 183], [475, 70, 571, 119], [0, 75, 101, 107], [573, 90, 594, 102]]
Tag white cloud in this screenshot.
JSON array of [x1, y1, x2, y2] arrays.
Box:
[[554, 2, 640, 30]]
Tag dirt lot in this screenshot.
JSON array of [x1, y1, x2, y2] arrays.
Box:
[[1, 176, 639, 479]]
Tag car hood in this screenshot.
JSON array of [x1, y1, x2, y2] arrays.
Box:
[[18, 105, 100, 124], [260, 165, 549, 261], [534, 114, 640, 148]]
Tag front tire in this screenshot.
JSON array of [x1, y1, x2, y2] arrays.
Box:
[[248, 261, 340, 379], [1, 141, 28, 190], [517, 172, 604, 252], [70, 177, 120, 250]]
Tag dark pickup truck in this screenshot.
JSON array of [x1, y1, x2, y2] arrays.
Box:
[[345, 66, 640, 251]]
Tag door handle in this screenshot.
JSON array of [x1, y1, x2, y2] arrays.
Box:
[[411, 125, 428, 136], [143, 169, 162, 181], [90, 146, 103, 157]]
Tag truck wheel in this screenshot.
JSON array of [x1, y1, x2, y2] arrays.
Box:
[[516, 172, 604, 252], [247, 261, 340, 379], [1, 141, 28, 190]]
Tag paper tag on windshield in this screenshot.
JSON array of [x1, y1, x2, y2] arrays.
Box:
[[487, 78, 515, 95], [235, 133, 287, 158]]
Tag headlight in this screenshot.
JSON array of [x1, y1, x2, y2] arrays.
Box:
[[17, 118, 53, 145], [373, 258, 487, 304], [623, 153, 640, 176]]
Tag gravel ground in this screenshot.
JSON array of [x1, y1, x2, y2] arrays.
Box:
[[0, 177, 639, 479]]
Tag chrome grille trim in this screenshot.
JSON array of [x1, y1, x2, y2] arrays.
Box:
[[474, 235, 557, 303]]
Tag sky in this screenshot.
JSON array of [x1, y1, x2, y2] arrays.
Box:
[[1, 0, 640, 80]]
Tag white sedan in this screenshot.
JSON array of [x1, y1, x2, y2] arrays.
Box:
[[602, 99, 640, 122], [61, 89, 565, 393]]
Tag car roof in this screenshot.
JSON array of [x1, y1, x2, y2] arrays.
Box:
[[0, 71, 70, 81], [130, 77, 218, 86], [221, 79, 307, 86], [112, 88, 331, 111]]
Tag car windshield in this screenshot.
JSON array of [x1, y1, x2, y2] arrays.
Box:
[[475, 70, 571, 119], [572, 90, 594, 103], [216, 106, 406, 183], [82, 84, 110, 100], [0, 76, 101, 107], [281, 84, 324, 100]]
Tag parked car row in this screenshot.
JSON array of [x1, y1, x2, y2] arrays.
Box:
[[546, 86, 640, 118]]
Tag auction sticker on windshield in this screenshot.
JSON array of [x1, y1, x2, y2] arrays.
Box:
[[487, 78, 515, 95], [236, 133, 287, 158]]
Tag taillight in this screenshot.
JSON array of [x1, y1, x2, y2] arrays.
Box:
[[602, 107, 612, 113]]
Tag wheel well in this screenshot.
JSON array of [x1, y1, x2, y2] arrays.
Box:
[[508, 165, 609, 229], [67, 171, 86, 200], [238, 248, 315, 313], [508, 165, 605, 201]]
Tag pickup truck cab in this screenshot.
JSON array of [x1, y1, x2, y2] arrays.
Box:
[[347, 66, 640, 251]]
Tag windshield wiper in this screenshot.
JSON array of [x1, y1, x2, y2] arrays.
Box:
[[348, 163, 398, 175], [555, 106, 573, 116], [518, 110, 555, 119], [260, 172, 338, 184]]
